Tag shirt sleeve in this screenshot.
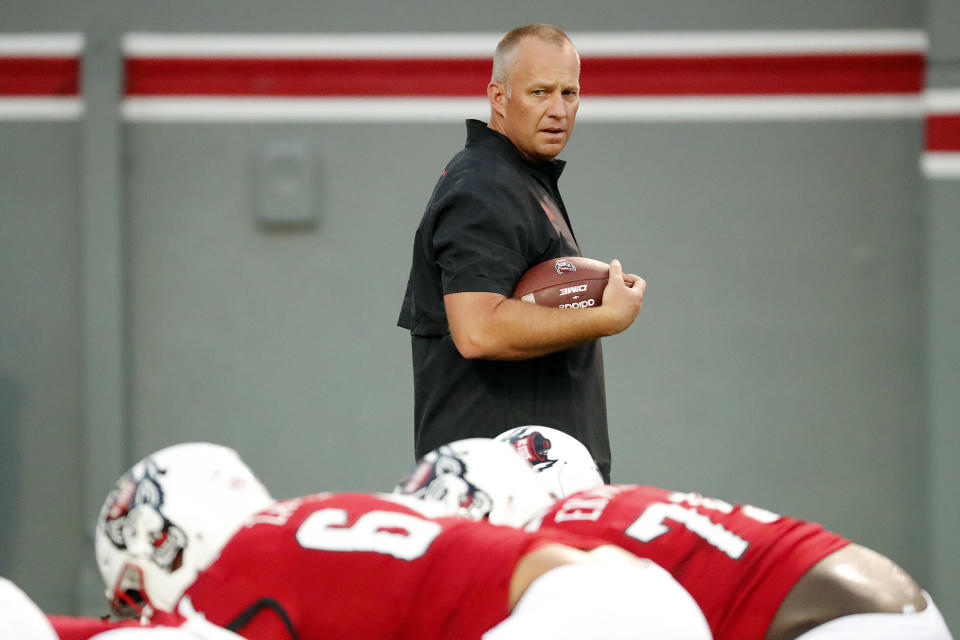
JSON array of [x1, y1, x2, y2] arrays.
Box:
[[432, 180, 531, 297]]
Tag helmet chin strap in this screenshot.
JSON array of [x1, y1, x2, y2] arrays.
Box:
[[178, 595, 201, 619], [139, 604, 155, 626]]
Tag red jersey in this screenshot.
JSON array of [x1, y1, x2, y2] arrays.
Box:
[[48, 616, 185, 640], [534, 484, 849, 640], [48, 616, 143, 640], [183, 492, 578, 640]]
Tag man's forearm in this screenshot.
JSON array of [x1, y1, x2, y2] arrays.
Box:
[[448, 295, 619, 360]]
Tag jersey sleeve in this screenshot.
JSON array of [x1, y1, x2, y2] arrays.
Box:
[[431, 181, 532, 297]]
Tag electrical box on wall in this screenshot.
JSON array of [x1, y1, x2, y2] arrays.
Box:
[[253, 140, 318, 228]]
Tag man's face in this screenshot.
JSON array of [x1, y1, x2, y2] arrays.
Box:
[[491, 38, 580, 162]]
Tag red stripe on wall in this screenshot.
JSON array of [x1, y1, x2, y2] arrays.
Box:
[[926, 114, 960, 152], [124, 52, 924, 97], [0, 57, 80, 96], [582, 53, 924, 95], [125, 58, 492, 96]]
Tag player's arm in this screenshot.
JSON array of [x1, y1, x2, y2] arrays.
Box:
[[446, 259, 646, 360], [506, 543, 589, 608], [507, 543, 653, 608], [491, 543, 710, 640]]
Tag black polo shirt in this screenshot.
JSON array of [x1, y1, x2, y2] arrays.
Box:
[[398, 119, 610, 480]]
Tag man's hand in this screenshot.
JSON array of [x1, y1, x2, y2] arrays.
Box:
[[444, 259, 646, 360], [599, 259, 646, 335]]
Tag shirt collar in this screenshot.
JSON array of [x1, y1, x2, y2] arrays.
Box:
[[464, 119, 566, 180]]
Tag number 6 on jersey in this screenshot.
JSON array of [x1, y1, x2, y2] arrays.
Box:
[[296, 509, 442, 560]]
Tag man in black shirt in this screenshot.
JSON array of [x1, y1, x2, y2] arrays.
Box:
[[397, 23, 646, 481]]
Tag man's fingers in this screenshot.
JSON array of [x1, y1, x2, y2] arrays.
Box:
[[609, 260, 645, 293], [623, 273, 646, 292], [608, 259, 624, 281]]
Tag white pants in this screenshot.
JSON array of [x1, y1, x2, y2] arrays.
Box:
[[483, 559, 712, 640], [95, 626, 241, 640], [794, 592, 954, 640]]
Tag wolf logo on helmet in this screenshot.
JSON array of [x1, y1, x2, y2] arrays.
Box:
[[501, 427, 558, 472], [394, 438, 556, 527], [395, 445, 494, 521], [496, 426, 604, 498], [102, 458, 188, 575]]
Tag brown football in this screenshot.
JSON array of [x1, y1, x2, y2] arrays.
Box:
[[512, 256, 609, 309]]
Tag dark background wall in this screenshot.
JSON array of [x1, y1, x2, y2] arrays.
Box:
[[1, 0, 956, 631]]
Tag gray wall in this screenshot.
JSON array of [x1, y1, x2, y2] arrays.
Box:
[[2, 0, 956, 632], [929, 176, 960, 631], [0, 0, 927, 31], [0, 122, 85, 613], [926, 0, 960, 625]]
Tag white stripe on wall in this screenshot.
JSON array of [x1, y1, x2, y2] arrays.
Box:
[[926, 89, 960, 113], [922, 153, 960, 179], [570, 30, 927, 56], [580, 95, 923, 120], [123, 97, 490, 121], [122, 95, 924, 123], [122, 30, 927, 58], [0, 98, 83, 119], [0, 33, 84, 56]]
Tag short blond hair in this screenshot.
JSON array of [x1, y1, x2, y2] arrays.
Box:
[[490, 23, 577, 91]]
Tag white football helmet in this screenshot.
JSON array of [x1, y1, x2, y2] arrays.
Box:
[[393, 438, 555, 527], [0, 578, 59, 640], [496, 426, 604, 498], [94, 443, 274, 617]]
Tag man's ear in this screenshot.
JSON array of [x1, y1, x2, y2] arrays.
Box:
[[487, 81, 507, 118]]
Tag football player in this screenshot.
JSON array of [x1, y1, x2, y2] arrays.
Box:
[[395, 429, 954, 640], [92, 441, 711, 640]]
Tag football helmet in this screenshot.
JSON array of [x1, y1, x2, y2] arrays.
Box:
[[496, 426, 604, 497], [0, 578, 59, 640], [94, 442, 273, 617], [393, 438, 555, 527]]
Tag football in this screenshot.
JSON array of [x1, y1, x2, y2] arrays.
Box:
[[512, 256, 609, 309]]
